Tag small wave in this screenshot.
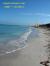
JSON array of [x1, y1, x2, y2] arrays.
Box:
[[0, 28, 32, 56], [5, 45, 28, 54], [19, 29, 32, 41], [0, 42, 28, 56], [5, 50, 17, 54]]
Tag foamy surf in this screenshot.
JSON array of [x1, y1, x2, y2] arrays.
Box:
[[0, 28, 32, 56], [18, 28, 32, 42]]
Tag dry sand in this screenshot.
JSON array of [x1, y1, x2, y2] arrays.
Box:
[[0, 28, 49, 66]]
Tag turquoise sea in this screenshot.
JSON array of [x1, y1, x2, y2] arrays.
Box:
[[0, 24, 38, 56]]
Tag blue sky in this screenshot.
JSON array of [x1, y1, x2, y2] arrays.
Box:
[[0, 0, 50, 25]]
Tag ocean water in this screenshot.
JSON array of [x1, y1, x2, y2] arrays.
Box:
[[0, 24, 38, 56]]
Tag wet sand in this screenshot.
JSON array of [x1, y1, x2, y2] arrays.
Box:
[[0, 28, 50, 66]]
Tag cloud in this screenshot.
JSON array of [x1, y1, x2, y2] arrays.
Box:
[[22, 13, 33, 15], [21, 13, 50, 17], [35, 13, 50, 17]]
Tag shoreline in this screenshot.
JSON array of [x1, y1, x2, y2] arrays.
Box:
[[0, 28, 49, 66]]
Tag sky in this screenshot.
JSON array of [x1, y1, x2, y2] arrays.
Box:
[[0, 0, 50, 25]]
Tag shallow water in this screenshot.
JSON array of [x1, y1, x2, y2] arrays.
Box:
[[0, 24, 38, 56]]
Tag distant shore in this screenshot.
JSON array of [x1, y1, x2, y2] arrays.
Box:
[[39, 23, 50, 28], [33, 23, 50, 28]]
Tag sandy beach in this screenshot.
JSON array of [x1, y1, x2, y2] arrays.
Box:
[[0, 28, 49, 66]]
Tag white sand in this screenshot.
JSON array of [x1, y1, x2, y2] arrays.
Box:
[[0, 28, 48, 66]]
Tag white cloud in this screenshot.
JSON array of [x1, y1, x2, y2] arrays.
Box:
[[21, 13, 50, 17], [35, 13, 50, 17]]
